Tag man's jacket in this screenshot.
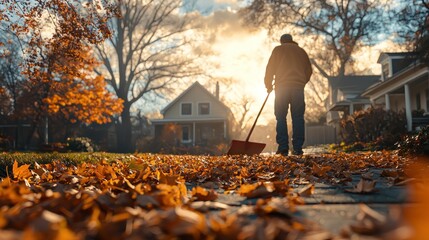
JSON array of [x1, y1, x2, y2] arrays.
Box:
[[264, 41, 312, 89]]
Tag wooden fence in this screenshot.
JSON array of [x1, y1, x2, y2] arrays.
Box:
[[304, 125, 338, 147]]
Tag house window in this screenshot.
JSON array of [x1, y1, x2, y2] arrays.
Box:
[[416, 93, 421, 110], [182, 125, 191, 142], [181, 103, 192, 115], [198, 103, 210, 115]]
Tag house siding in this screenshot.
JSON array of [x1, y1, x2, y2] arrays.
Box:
[[390, 94, 405, 112], [164, 85, 229, 120], [409, 82, 429, 112]]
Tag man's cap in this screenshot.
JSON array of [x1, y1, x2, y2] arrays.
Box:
[[280, 34, 293, 43]]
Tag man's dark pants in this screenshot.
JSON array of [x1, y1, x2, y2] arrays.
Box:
[[275, 86, 305, 154]]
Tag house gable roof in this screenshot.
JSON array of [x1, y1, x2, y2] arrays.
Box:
[[362, 63, 429, 98], [161, 81, 231, 115], [377, 52, 416, 63], [328, 75, 380, 94]]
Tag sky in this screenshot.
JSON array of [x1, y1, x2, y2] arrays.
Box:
[[184, 0, 243, 13], [176, 0, 400, 123], [176, 0, 279, 123], [144, 0, 404, 123], [146, 0, 277, 121]]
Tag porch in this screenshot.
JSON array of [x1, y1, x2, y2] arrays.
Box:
[[152, 118, 229, 147], [412, 116, 429, 131], [363, 65, 429, 131]]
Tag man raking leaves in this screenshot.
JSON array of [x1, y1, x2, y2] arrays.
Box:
[[265, 34, 313, 156], [227, 34, 312, 156]]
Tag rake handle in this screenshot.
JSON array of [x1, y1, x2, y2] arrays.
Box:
[[245, 91, 271, 142]]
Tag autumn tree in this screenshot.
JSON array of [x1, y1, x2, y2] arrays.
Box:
[[0, 0, 123, 145], [0, 31, 24, 116], [17, 40, 123, 124], [0, 86, 11, 118], [242, 0, 390, 121], [0, 51, 12, 119], [395, 0, 429, 62], [95, 0, 199, 152]]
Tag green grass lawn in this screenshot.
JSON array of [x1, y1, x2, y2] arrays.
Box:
[[0, 152, 132, 177]]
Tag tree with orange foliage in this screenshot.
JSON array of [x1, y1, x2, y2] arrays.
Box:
[[18, 39, 123, 125], [0, 0, 122, 145]]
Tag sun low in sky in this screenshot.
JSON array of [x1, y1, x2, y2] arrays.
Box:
[[186, 0, 404, 124]]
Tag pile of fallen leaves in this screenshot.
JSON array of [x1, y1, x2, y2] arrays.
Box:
[[0, 151, 414, 239]]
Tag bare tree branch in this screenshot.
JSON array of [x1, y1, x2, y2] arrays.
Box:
[[95, 0, 201, 152], [242, 0, 390, 122]]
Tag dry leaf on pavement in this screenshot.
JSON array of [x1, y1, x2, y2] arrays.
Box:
[[345, 178, 377, 193], [191, 186, 218, 201], [189, 201, 229, 212], [299, 184, 315, 197]]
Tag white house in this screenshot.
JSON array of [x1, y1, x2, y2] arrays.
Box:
[[362, 52, 429, 131], [326, 75, 380, 124], [151, 81, 235, 146]]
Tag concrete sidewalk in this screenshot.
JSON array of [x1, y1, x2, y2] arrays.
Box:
[[292, 168, 409, 235], [211, 167, 410, 236], [263, 145, 331, 156]]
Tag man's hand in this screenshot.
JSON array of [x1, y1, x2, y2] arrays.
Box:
[[266, 86, 273, 93]]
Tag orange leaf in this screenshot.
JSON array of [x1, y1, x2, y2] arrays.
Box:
[[299, 184, 315, 197], [345, 178, 377, 193], [312, 163, 331, 178], [238, 183, 275, 199], [159, 171, 180, 185], [191, 186, 218, 201], [12, 160, 32, 180]]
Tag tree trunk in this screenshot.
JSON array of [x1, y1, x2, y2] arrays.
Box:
[[25, 122, 38, 149], [25, 111, 44, 149], [115, 104, 134, 153]]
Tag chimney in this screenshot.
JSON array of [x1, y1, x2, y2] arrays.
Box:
[[215, 81, 220, 99]]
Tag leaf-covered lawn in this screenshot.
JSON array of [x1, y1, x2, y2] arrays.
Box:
[[0, 151, 426, 239]]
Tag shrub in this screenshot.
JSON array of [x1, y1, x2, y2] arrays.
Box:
[[0, 135, 11, 150], [66, 137, 98, 152], [412, 109, 425, 117], [397, 125, 429, 155], [339, 107, 406, 149], [40, 142, 67, 152]]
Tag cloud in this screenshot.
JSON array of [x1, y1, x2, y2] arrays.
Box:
[[183, 0, 240, 14], [187, 7, 277, 123], [204, 11, 254, 42], [192, 8, 273, 80], [353, 38, 407, 75], [215, 0, 238, 3], [186, 0, 407, 124]]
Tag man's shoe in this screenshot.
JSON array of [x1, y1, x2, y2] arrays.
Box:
[[292, 150, 303, 156], [276, 150, 289, 156]]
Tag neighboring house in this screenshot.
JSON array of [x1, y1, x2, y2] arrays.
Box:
[[326, 75, 380, 125], [362, 52, 429, 131], [151, 81, 235, 147]]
